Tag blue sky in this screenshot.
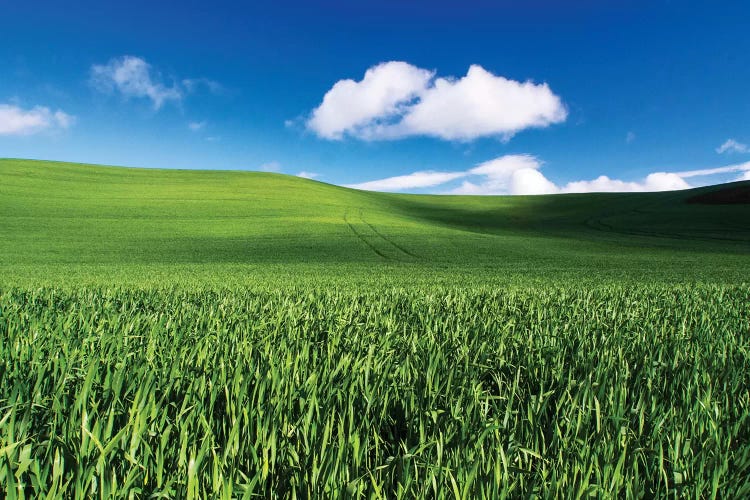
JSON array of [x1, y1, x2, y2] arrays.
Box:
[[2, 0, 749, 193]]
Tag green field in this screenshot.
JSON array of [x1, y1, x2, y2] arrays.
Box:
[[1, 159, 749, 497], [1, 158, 749, 286]]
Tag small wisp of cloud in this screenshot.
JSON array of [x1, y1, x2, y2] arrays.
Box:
[[674, 162, 750, 177], [0, 103, 75, 136], [296, 171, 320, 179], [348, 171, 466, 191], [90, 56, 220, 110], [90, 56, 182, 109], [716, 138, 748, 154], [188, 121, 206, 131]]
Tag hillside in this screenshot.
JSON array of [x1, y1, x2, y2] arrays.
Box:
[[2, 159, 750, 496], [1, 158, 748, 285]]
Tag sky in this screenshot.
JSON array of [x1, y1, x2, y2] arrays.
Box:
[[2, 0, 750, 194]]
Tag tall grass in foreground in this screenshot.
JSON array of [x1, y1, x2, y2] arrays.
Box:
[[1, 285, 749, 498]]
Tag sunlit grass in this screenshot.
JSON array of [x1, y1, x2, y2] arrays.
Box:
[[2, 285, 749, 497]]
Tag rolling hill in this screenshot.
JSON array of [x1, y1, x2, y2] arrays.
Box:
[[3, 159, 750, 497], [1, 158, 748, 285]]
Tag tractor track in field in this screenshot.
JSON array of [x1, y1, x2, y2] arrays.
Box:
[[344, 211, 391, 260], [357, 209, 421, 260], [343, 209, 420, 261]]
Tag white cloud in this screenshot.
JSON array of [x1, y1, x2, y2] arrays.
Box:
[[452, 173, 557, 196], [308, 61, 433, 140], [468, 154, 541, 178], [394, 65, 567, 141], [345, 155, 724, 196], [347, 170, 466, 191], [512, 168, 560, 195], [739, 170, 750, 181], [0, 103, 74, 135], [346, 155, 555, 195], [296, 171, 320, 179], [91, 56, 182, 109], [307, 62, 566, 141], [452, 154, 553, 195], [716, 138, 748, 154], [674, 161, 750, 178], [626, 131, 636, 144], [188, 121, 206, 131], [643, 172, 694, 191], [560, 173, 689, 193]]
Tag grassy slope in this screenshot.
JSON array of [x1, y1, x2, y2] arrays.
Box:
[[3, 160, 750, 497], [1, 158, 748, 286]]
